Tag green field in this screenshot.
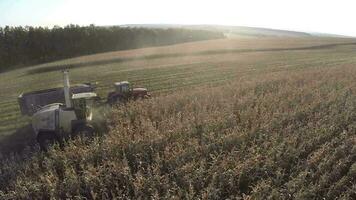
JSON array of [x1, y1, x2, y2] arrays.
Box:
[[0, 36, 356, 198]]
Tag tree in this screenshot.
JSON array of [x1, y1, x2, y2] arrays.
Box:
[[0, 25, 225, 72]]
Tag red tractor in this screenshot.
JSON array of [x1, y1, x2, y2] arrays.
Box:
[[107, 81, 150, 104]]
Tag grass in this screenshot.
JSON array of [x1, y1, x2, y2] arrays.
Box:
[[0, 36, 355, 199]]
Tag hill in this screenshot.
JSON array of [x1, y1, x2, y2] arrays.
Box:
[[125, 24, 355, 39], [185, 25, 313, 38], [124, 24, 314, 38], [0, 36, 356, 199]]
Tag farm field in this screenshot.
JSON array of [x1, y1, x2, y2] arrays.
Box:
[[1, 36, 356, 139], [0, 36, 356, 198]]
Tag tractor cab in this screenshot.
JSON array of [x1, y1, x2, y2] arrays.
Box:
[[72, 92, 97, 120], [114, 81, 131, 94]]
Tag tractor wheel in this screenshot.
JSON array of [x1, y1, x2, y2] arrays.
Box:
[[73, 124, 95, 139], [135, 94, 150, 100], [37, 131, 61, 152], [107, 95, 118, 105], [108, 95, 125, 105]]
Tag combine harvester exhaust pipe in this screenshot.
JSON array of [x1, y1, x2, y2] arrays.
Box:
[[63, 70, 72, 108]]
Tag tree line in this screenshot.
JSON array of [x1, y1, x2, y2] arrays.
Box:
[[0, 25, 225, 72]]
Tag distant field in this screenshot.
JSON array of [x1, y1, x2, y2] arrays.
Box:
[[0, 37, 356, 148], [29, 37, 356, 70]]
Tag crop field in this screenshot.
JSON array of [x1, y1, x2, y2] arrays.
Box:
[[0, 37, 355, 138], [0, 37, 356, 198]]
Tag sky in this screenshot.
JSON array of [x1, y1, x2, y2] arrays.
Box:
[[0, 0, 355, 36]]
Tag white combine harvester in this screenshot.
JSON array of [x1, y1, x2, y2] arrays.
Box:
[[18, 71, 97, 151]]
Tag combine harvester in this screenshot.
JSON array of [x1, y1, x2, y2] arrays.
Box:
[[19, 71, 98, 150], [18, 70, 150, 151]]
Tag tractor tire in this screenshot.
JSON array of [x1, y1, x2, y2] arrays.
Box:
[[108, 95, 125, 105], [134, 94, 150, 100], [37, 131, 62, 152], [140, 94, 151, 100], [73, 124, 95, 139]]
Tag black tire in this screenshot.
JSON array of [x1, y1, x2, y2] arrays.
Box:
[[134, 94, 150, 101], [73, 124, 95, 139], [107, 92, 119, 105], [37, 131, 61, 152], [108, 95, 126, 105]]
